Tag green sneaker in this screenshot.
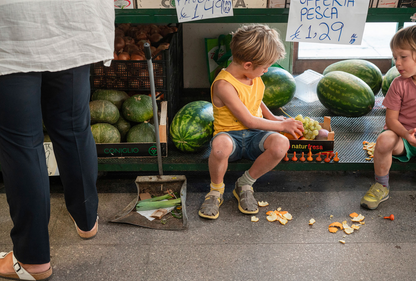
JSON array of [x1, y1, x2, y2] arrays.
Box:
[[360, 183, 389, 210]]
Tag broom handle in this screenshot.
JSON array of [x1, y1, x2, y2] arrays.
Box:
[[144, 43, 163, 176]]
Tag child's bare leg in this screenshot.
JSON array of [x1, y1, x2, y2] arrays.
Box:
[[233, 134, 289, 215], [199, 134, 233, 219], [209, 134, 233, 183], [248, 134, 289, 179], [374, 130, 404, 176]]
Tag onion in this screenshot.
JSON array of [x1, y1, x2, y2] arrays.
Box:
[[117, 23, 131, 33], [130, 52, 145, 61], [135, 31, 148, 41], [149, 33, 163, 44], [114, 36, 125, 53], [160, 27, 173, 37], [123, 44, 140, 55], [115, 27, 125, 37], [124, 36, 135, 45], [113, 52, 118, 60], [117, 52, 130, 60]]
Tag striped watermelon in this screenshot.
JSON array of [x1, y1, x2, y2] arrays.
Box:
[[261, 67, 296, 109], [382, 66, 400, 96], [317, 71, 375, 117], [170, 101, 214, 153], [323, 59, 383, 95]]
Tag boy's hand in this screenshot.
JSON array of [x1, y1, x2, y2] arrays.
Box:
[[274, 115, 286, 121], [406, 128, 416, 147], [282, 118, 304, 139]]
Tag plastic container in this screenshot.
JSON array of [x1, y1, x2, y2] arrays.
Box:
[[294, 69, 323, 103]]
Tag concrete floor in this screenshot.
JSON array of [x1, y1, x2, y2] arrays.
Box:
[[1, 170, 416, 281]]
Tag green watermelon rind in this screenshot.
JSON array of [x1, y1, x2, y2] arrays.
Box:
[[323, 59, 383, 96], [381, 66, 400, 96], [170, 101, 214, 153], [317, 71, 375, 117], [261, 67, 296, 109]]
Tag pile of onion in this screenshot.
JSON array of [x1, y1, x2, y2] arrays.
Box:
[[113, 23, 177, 61]]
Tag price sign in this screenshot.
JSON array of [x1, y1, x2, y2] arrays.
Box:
[[175, 0, 233, 23], [286, 0, 370, 45]]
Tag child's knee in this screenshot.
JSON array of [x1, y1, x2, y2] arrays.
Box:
[[376, 131, 400, 152], [211, 135, 233, 158], [264, 134, 289, 157]]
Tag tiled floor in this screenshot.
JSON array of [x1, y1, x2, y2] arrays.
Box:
[[1, 170, 416, 281]]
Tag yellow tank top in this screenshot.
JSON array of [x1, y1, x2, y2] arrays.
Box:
[[211, 69, 264, 136]]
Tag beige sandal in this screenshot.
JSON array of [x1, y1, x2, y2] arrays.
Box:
[[0, 252, 52, 281]]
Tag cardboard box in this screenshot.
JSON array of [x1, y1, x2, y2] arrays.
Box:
[[114, 0, 135, 9], [268, 0, 290, 8], [136, 0, 267, 8], [368, 0, 399, 8], [96, 101, 168, 158], [287, 116, 334, 153]]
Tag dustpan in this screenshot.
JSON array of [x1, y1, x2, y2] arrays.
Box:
[[110, 43, 188, 230]]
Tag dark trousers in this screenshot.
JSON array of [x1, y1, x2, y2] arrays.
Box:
[[0, 65, 98, 264]]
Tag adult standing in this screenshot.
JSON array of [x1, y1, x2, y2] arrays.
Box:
[[0, 1, 114, 280]]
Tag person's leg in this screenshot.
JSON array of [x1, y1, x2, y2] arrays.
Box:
[[361, 130, 404, 209], [0, 73, 51, 273], [234, 131, 289, 214], [246, 132, 289, 179], [199, 133, 235, 219], [41, 65, 98, 232]]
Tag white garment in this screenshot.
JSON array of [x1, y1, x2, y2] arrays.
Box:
[[0, 0, 115, 75]]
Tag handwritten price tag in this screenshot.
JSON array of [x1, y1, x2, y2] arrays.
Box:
[[286, 0, 370, 45], [175, 0, 233, 23]]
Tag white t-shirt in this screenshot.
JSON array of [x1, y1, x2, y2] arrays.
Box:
[[0, 0, 115, 75]]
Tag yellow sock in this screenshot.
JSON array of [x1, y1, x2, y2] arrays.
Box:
[[210, 182, 225, 194]]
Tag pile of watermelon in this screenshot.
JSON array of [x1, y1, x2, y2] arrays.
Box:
[[89, 89, 156, 143], [317, 59, 383, 117]]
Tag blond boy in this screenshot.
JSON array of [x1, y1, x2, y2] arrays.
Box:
[[199, 25, 304, 219]]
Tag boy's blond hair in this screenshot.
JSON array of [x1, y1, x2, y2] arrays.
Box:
[[230, 24, 286, 68], [390, 25, 416, 59]]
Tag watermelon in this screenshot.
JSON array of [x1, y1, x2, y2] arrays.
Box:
[[317, 71, 375, 117], [91, 89, 129, 109], [114, 115, 131, 142], [89, 100, 120, 124], [323, 59, 383, 95], [91, 123, 121, 143], [261, 67, 296, 109], [170, 101, 214, 153], [122, 94, 153, 123], [127, 122, 156, 143], [382, 66, 400, 96]]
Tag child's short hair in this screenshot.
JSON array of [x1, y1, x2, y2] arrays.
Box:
[[230, 24, 286, 67], [390, 25, 416, 57]]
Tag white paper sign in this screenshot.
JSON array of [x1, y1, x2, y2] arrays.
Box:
[[286, 0, 370, 45], [175, 0, 234, 23]]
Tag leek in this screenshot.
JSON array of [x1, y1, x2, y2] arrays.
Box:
[[140, 194, 173, 202], [136, 198, 181, 212]]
